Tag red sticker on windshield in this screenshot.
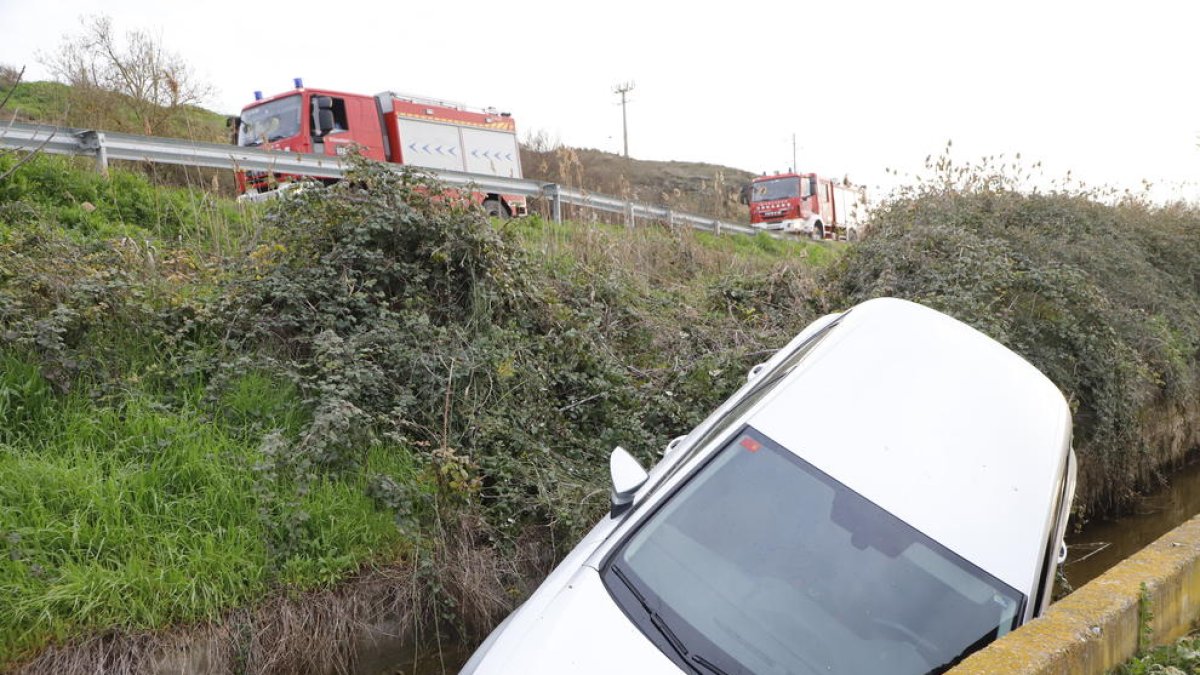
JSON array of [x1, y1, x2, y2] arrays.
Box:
[[740, 437, 761, 452]]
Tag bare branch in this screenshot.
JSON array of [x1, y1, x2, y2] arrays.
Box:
[[37, 14, 214, 135]]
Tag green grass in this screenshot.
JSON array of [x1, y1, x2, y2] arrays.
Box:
[[511, 214, 835, 274], [0, 79, 228, 142], [0, 356, 413, 664], [693, 229, 841, 266], [0, 81, 72, 124], [0, 154, 259, 251]]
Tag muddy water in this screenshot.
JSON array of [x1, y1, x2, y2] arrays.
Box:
[[1062, 454, 1200, 591], [369, 645, 474, 675]]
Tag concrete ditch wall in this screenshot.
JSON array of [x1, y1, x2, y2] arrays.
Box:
[[951, 515, 1200, 674]]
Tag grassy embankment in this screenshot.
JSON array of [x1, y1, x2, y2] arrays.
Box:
[[519, 145, 756, 223], [0, 78, 238, 197], [0, 153, 830, 671], [2, 133, 1199, 671], [0, 79, 227, 142]]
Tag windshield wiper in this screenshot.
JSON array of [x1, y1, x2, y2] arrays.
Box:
[[611, 566, 733, 675], [691, 654, 731, 675], [611, 566, 695, 669]]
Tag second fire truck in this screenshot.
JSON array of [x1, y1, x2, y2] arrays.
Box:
[[749, 172, 866, 240]]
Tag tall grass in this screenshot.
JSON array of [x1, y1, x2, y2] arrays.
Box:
[[0, 154, 261, 254], [0, 359, 411, 664], [511, 214, 838, 291]]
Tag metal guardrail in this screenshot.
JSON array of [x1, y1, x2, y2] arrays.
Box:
[[0, 121, 761, 237]]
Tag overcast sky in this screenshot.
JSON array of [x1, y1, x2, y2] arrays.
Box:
[[2, 0, 1198, 201]]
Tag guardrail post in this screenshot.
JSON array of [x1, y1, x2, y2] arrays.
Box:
[[714, 219, 722, 236], [78, 131, 108, 176], [547, 184, 562, 223], [625, 201, 634, 229]]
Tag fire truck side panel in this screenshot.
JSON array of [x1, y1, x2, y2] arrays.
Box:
[[817, 179, 834, 226], [461, 127, 522, 178], [393, 118, 468, 172], [832, 185, 864, 230], [345, 95, 387, 160]]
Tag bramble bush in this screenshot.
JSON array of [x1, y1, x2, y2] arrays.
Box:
[[828, 158, 1200, 516], [216, 157, 821, 544]]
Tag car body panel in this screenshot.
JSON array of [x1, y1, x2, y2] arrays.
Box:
[[461, 567, 680, 674]]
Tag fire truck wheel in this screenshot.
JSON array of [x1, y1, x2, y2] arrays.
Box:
[[483, 199, 508, 219], [811, 223, 824, 241]]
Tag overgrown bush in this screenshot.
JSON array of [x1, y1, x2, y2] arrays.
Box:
[[217, 158, 820, 544], [827, 163, 1200, 516]]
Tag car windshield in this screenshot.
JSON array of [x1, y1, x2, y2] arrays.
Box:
[[751, 177, 804, 202], [238, 95, 302, 146], [604, 427, 1024, 675]]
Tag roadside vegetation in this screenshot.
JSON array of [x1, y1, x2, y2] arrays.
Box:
[[31, 16, 221, 140], [830, 155, 1200, 517], [6, 146, 1199, 671], [3, 33, 1200, 667], [1116, 632, 1200, 674], [0, 152, 827, 670]]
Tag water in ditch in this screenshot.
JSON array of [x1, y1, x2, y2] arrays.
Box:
[[1061, 454, 1200, 591], [366, 645, 474, 675]]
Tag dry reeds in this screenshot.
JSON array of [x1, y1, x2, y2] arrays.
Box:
[[12, 512, 553, 675]]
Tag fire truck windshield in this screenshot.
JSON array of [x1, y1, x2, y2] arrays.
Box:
[[751, 177, 806, 202], [238, 95, 303, 146]]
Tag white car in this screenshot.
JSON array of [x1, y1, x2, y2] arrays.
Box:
[[463, 297, 1076, 675]]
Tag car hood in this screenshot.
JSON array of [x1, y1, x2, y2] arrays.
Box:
[[463, 565, 680, 674]]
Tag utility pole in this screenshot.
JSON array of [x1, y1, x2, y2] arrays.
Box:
[[792, 133, 797, 173], [613, 81, 635, 158]]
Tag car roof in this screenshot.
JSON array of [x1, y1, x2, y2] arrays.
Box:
[[746, 297, 1071, 595]]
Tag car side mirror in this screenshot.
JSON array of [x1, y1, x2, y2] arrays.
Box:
[[610, 446, 648, 517]]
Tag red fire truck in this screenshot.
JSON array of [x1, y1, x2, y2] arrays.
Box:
[[748, 172, 865, 240], [231, 80, 527, 217]]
